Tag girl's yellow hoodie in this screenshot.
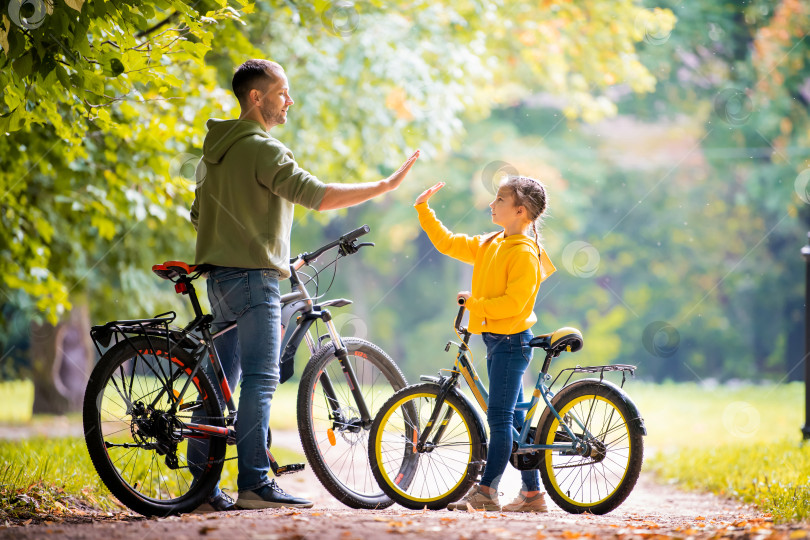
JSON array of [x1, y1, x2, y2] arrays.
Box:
[[415, 202, 556, 335]]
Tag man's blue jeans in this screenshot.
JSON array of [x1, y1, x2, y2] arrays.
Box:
[[189, 267, 282, 495], [479, 330, 540, 492]]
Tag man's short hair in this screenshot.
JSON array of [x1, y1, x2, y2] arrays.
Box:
[[232, 59, 283, 104]]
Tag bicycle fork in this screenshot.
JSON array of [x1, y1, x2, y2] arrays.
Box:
[[314, 311, 375, 447], [415, 376, 459, 452]]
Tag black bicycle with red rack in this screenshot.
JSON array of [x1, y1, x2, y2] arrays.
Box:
[[82, 225, 407, 516]]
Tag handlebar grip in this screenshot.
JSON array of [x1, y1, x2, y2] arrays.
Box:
[[341, 224, 370, 243]]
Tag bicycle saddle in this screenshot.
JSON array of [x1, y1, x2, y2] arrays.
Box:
[[152, 261, 214, 280], [529, 327, 583, 354]]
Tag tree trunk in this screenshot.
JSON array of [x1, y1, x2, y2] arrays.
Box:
[[30, 303, 93, 414]]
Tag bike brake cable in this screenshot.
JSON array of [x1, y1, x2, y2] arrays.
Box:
[[308, 250, 341, 302]]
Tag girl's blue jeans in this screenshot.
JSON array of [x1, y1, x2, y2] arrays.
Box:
[[189, 267, 282, 495], [479, 330, 540, 492]]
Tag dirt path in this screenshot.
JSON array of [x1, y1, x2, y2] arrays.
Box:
[[0, 474, 797, 540], [2, 429, 808, 539]]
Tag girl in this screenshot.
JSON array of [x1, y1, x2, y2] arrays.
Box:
[[413, 176, 556, 512]]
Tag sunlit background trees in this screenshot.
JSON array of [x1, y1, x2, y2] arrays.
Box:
[[2, 0, 809, 414]]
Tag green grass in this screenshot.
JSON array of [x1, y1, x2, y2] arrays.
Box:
[[0, 437, 118, 520], [0, 379, 301, 427], [0, 435, 304, 521], [650, 438, 810, 523], [0, 379, 304, 521], [630, 381, 803, 448], [627, 381, 808, 522], [3, 379, 809, 522]]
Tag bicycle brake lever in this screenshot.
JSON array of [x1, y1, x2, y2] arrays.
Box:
[[338, 241, 374, 256]]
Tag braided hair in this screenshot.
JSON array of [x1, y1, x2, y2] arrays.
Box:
[[500, 175, 548, 255]]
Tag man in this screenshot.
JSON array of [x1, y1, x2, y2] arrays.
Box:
[[189, 59, 419, 511]]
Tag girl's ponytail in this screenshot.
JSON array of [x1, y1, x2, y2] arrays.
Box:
[[502, 175, 547, 259]]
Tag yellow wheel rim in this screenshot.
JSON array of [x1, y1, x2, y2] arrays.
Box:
[[374, 392, 473, 503], [543, 394, 631, 508]]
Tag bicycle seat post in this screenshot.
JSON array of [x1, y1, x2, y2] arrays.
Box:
[[178, 277, 204, 319]]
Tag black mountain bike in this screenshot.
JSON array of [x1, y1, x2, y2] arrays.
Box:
[[82, 225, 407, 516]]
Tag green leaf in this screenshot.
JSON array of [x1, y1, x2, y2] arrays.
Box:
[[55, 64, 70, 90], [12, 52, 33, 78], [64, 0, 85, 12]]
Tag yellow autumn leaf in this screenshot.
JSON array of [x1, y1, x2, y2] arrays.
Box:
[[385, 87, 413, 121], [0, 15, 9, 52]]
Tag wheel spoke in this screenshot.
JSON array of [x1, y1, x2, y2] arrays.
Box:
[[541, 385, 643, 514], [372, 388, 477, 507], [85, 339, 225, 514], [301, 341, 405, 505]]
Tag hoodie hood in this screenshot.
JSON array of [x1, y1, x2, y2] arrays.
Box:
[[500, 233, 556, 281], [500, 232, 538, 252], [202, 119, 268, 164]]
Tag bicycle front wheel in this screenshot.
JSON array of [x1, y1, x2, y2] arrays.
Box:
[[297, 338, 407, 509], [82, 336, 226, 516], [536, 380, 644, 514], [369, 383, 484, 510]]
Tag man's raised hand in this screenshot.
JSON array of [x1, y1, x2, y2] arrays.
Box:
[[414, 182, 445, 205], [385, 150, 421, 191]]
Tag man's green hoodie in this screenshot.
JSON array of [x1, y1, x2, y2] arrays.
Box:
[[190, 119, 326, 278]]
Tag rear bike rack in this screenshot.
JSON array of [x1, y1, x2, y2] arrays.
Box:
[[550, 364, 638, 391]]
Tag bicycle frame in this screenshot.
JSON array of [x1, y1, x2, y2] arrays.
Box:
[[417, 306, 606, 458], [153, 238, 376, 441], [438, 335, 591, 455]]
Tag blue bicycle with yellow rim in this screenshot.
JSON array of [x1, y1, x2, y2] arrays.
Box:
[[368, 299, 645, 514]]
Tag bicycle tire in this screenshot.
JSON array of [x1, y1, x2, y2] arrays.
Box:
[[83, 336, 226, 516], [535, 380, 644, 514], [297, 337, 407, 509], [368, 383, 485, 510]]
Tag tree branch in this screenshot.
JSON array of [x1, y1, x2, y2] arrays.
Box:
[[136, 11, 179, 38]]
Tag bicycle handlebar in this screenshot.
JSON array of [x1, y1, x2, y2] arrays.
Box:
[[291, 224, 371, 266], [454, 301, 466, 336]]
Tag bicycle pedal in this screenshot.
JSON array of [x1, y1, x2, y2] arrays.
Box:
[[275, 463, 305, 475]]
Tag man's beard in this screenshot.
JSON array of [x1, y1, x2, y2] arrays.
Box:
[[260, 104, 286, 126]]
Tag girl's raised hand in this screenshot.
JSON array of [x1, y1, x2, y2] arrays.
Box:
[[414, 182, 445, 205]]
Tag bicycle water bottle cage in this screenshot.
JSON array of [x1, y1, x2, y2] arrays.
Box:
[[530, 327, 584, 355]]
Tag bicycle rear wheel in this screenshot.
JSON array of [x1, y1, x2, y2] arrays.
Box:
[[83, 336, 226, 516], [536, 380, 644, 515], [297, 338, 407, 509], [369, 383, 484, 510]]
